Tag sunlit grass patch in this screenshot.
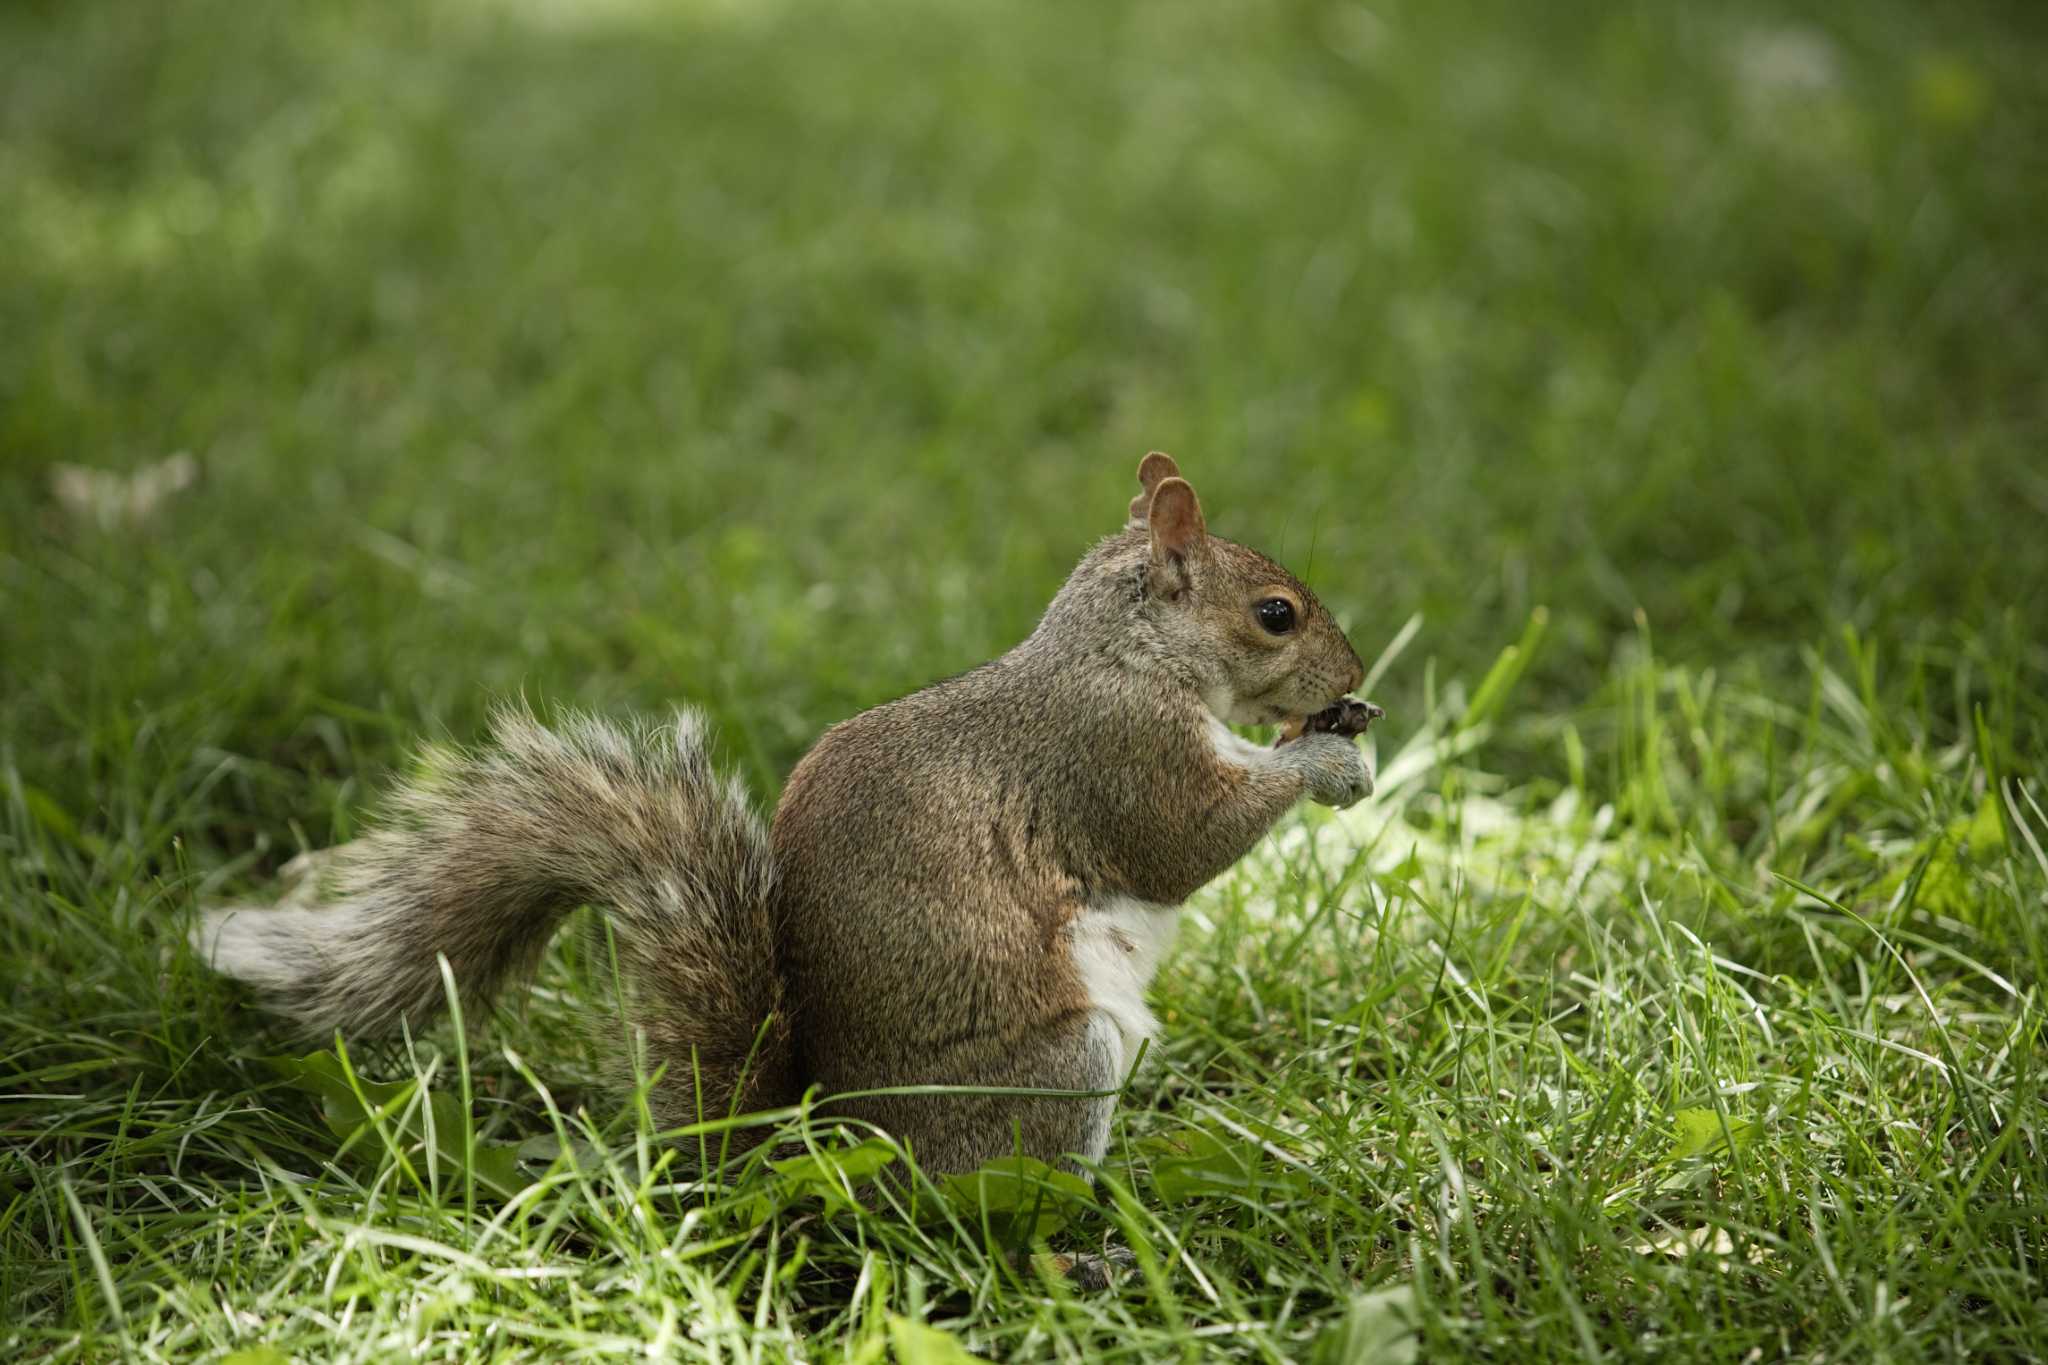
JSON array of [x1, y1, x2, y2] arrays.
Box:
[[10, 627, 2038, 1360]]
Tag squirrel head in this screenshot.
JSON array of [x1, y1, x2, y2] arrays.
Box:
[[1111, 452, 1366, 726]]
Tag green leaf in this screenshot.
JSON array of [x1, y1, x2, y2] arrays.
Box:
[[1868, 798, 2009, 920], [935, 1155, 1095, 1242], [266, 1050, 525, 1200], [771, 1136, 898, 1190], [846, 1337, 890, 1365], [737, 1138, 899, 1226], [1964, 794, 2006, 853], [1311, 1284, 1419, 1365], [1671, 1107, 1756, 1160], [887, 1314, 979, 1364], [1139, 1126, 1312, 1204], [222, 1349, 293, 1365]]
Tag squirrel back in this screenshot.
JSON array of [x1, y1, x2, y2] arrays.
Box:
[[196, 454, 1372, 1173]]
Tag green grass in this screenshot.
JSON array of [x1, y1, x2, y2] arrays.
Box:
[[4, 0, 2045, 1358]]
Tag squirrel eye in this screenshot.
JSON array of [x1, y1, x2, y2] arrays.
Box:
[[1255, 597, 1296, 635]]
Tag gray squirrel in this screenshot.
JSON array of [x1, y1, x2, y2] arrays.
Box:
[[195, 454, 1375, 1175]]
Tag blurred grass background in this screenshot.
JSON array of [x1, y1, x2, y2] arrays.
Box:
[[6, 0, 2043, 824], [4, 0, 2047, 1358]]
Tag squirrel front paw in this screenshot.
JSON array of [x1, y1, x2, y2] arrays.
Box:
[[1284, 732, 1373, 809]]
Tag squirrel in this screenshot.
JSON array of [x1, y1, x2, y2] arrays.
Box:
[[194, 453, 1375, 1176]]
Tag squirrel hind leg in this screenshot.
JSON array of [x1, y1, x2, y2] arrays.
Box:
[[860, 1012, 1122, 1179]]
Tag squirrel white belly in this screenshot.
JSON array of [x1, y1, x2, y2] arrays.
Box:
[[195, 454, 1374, 1175]]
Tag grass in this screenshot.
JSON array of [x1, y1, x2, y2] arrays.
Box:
[[3, 0, 2045, 1358]]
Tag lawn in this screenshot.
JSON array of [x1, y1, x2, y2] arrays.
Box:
[[3, 0, 2045, 1359]]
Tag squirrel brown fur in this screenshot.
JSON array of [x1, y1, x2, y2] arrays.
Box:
[[195, 454, 1373, 1175]]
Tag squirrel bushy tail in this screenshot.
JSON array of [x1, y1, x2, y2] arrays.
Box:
[[193, 705, 792, 1125]]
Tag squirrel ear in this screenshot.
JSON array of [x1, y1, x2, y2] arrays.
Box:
[[1145, 476, 1207, 595], [1126, 451, 1184, 527]]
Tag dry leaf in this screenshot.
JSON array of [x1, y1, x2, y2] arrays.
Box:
[[49, 452, 199, 531]]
